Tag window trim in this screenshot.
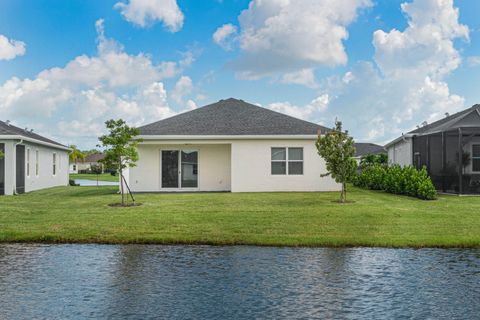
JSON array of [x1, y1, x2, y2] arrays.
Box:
[[35, 150, 39, 177], [52, 152, 57, 176], [26, 148, 30, 177], [472, 144, 480, 173], [271, 147, 304, 176]]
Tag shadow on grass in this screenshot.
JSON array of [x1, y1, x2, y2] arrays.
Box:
[[66, 186, 118, 198]]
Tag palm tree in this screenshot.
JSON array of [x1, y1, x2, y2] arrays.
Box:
[[69, 145, 85, 166]]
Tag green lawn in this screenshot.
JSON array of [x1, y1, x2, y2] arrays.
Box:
[[0, 186, 479, 247], [70, 173, 118, 182]]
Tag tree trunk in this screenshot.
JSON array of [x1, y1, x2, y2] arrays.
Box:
[[340, 182, 346, 203], [119, 167, 125, 206]]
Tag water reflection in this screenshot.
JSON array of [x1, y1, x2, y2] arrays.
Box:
[[0, 244, 478, 319]]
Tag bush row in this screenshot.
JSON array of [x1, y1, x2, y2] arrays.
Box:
[[354, 164, 437, 200]]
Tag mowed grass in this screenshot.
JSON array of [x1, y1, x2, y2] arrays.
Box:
[[70, 173, 118, 182], [0, 186, 479, 247]]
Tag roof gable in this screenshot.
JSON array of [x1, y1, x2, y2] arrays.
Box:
[[409, 104, 480, 135], [139, 98, 329, 136], [0, 120, 66, 148]]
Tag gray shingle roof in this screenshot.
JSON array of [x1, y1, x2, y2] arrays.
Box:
[[139, 98, 329, 136], [0, 120, 66, 148], [409, 104, 480, 135], [354, 143, 386, 157]]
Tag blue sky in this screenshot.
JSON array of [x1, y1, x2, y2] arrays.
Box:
[[1, 0, 479, 148]]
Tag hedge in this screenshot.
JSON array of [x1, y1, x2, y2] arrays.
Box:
[[354, 164, 437, 200]]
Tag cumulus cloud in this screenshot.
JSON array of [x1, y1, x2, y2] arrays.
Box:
[[212, 23, 237, 50], [171, 76, 193, 104], [326, 0, 468, 142], [467, 56, 480, 67], [215, 0, 372, 80], [114, 0, 184, 31], [0, 34, 26, 60], [0, 19, 192, 147], [280, 69, 318, 88], [267, 94, 329, 121]]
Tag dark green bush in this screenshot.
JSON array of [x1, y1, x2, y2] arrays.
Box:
[[354, 164, 437, 200]]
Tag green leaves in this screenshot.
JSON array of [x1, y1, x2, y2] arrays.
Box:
[[98, 119, 142, 172], [354, 164, 437, 200], [68, 145, 85, 163]]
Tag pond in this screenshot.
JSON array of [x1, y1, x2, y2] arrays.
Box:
[[0, 245, 478, 319], [74, 179, 119, 186]]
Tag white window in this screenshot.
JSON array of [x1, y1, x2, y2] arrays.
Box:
[[53, 153, 57, 176], [473, 145, 480, 172], [26, 148, 30, 177], [35, 150, 39, 176], [271, 147, 304, 175]]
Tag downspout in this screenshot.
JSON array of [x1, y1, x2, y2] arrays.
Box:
[[13, 139, 23, 195]]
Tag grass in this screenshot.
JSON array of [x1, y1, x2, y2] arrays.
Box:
[[70, 173, 118, 182], [0, 186, 479, 247]]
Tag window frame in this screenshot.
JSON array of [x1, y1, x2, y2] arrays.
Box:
[[35, 150, 39, 176], [52, 152, 57, 176], [26, 148, 30, 177], [472, 144, 480, 173], [271, 147, 304, 176]]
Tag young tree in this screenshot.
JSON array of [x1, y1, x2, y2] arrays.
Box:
[[98, 119, 142, 206], [69, 145, 85, 165], [316, 120, 357, 203]]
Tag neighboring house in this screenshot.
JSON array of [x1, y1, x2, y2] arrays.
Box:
[[386, 104, 480, 194], [70, 153, 105, 174], [353, 143, 386, 163], [0, 120, 70, 196], [126, 98, 340, 193]]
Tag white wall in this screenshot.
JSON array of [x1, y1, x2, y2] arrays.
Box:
[[0, 140, 14, 195], [230, 139, 340, 192], [129, 143, 231, 192], [23, 142, 69, 193], [387, 138, 412, 167]]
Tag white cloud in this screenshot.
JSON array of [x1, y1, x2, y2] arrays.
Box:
[[0, 19, 192, 147], [213, 23, 237, 50], [114, 0, 184, 31], [0, 34, 26, 60], [280, 68, 318, 88], [325, 0, 468, 142], [220, 0, 372, 80], [467, 56, 480, 67], [267, 94, 329, 120], [171, 76, 193, 104]]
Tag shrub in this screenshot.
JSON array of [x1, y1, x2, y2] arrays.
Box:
[[354, 164, 437, 200]]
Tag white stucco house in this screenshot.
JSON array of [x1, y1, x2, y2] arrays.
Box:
[[386, 104, 480, 194], [0, 120, 70, 196], [125, 98, 340, 193]]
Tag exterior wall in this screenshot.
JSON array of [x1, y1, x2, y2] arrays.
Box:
[[387, 138, 412, 167], [129, 143, 231, 192], [230, 139, 340, 192], [0, 140, 68, 195], [0, 140, 15, 195], [23, 142, 69, 193], [69, 163, 78, 174]]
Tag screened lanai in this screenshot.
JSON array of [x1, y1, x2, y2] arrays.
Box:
[[412, 106, 480, 195]]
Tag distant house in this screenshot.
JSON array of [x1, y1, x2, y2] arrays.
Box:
[[0, 120, 70, 195], [353, 143, 386, 163], [386, 104, 480, 194], [125, 98, 341, 192], [70, 153, 105, 174]]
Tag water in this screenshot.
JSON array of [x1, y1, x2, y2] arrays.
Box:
[[74, 179, 118, 186], [0, 245, 478, 319]]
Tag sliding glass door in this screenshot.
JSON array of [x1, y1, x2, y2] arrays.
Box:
[[161, 150, 198, 189]]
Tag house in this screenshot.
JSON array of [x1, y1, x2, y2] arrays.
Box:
[[125, 98, 340, 193], [353, 143, 386, 163], [386, 104, 480, 194], [70, 153, 105, 174], [0, 120, 70, 195]]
